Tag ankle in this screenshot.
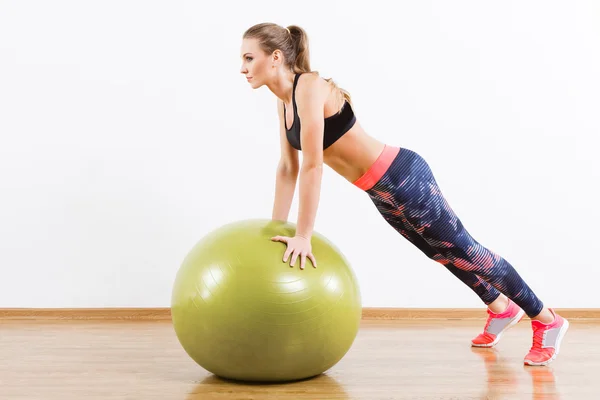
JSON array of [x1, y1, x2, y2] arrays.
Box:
[[488, 295, 510, 314], [531, 308, 555, 324]]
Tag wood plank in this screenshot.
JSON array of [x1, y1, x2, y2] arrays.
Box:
[[0, 318, 592, 399]]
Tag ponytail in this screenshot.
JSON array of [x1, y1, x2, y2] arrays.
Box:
[[286, 25, 310, 73]]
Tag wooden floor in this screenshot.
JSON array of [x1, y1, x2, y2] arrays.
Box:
[[1, 318, 597, 399]]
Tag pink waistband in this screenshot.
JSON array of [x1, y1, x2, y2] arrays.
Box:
[[353, 145, 400, 191]]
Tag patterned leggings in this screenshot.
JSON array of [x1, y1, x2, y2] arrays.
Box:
[[358, 146, 544, 318]]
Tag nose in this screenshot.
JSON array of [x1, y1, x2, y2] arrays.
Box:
[[240, 64, 247, 74]]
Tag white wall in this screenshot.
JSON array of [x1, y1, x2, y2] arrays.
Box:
[[1, 1, 598, 309]]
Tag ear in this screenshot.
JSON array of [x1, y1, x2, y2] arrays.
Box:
[[272, 50, 284, 67]]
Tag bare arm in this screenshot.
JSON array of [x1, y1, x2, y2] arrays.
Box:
[[293, 74, 326, 239], [272, 99, 299, 221]]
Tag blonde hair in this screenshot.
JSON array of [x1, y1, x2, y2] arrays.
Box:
[[243, 23, 353, 110]]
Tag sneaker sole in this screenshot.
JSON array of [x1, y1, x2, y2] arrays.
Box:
[[471, 308, 526, 348], [524, 318, 570, 366]]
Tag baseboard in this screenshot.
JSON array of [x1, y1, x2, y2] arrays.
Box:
[[362, 308, 600, 320], [0, 308, 171, 320], [1, 307, 600, 321]]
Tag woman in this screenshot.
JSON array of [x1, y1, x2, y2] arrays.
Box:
[[239, 22, 568, 366]]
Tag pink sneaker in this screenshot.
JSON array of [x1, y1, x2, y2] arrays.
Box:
[[471, 299, 525, 348], [524, 309, 569, 366]]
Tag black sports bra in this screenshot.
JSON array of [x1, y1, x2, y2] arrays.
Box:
[[283, 73, 356, 151]]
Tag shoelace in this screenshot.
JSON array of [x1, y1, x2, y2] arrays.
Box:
[[530, 326, 544, 350], [483, 307, 502, 331]]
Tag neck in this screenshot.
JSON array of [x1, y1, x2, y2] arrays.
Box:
[[266, 69, 296, 105]]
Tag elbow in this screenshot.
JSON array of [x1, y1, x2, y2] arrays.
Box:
[[301, 159, 323, 172], [301, 150, 323, 171], [278, 161, 299, 177]]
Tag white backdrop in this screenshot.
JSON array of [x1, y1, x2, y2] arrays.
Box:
[[1, 1, 598, 308]]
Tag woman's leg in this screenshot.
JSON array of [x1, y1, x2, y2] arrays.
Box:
[[366, 148, 545, 318], [361, 146, 568, 365], [373, 207, 501, 306]]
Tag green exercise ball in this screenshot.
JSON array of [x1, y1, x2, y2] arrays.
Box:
[[171, 219, 362, 382]]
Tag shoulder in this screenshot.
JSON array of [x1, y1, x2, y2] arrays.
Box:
[[295, 72, 328, 107], [296, 72, 327, 94]]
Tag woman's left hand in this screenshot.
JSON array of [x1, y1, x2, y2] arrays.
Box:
[[271, 235, 317, 270]]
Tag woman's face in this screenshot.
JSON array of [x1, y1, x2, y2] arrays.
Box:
[[239, 38, 275, 89]]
